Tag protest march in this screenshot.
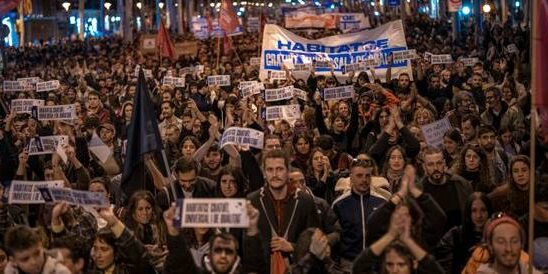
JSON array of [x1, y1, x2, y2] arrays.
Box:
[[0, 0, 547, 274]]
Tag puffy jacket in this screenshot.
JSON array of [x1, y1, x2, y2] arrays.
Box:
[[332, 190, 387, 260]]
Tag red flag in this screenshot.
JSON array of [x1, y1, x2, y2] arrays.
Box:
[[156, 20, 176, 61], [0, 0, 20, 15], [223, 34, 233, 55], [218, 0, 240, 34], [534, 0, 548, 142]]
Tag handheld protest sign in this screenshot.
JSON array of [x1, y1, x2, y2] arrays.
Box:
[[38, 187, 110, 208], [8, 180, 64, 204], [420, 118, 452, 148], [220, 127, 264, 150], [177, 198, 249, 228]]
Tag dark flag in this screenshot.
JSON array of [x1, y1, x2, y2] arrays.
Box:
[[121, 69, 167, 201]]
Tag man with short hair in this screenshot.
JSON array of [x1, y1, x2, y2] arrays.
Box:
[[50, 236, 89, 274], [332, 159, 387, 272], [420, 147, 472, 234], [4, 225, 71, 274], [247, 149, 319, 271], [478, 216, 541, 274], [478, 125, 508, 184], [199, 144, 223, 181], [461, 115, 480, 143], [156, 158, 216, 210], [158, 101, 182, 139]]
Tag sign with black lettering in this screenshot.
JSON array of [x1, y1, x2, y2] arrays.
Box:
[[175, 198, 249, 228]]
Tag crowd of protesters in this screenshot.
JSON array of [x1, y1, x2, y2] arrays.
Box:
[[0, 8, 546, 274]]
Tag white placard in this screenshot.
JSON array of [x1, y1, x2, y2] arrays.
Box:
[[134, 66, 153, 78], [392, 49, 418, 62], [38, 187, 110, 207], [17, 77, 41, 85], [28, 135, 68, 156], [293, 63, 311, 72], [260, 21, 412, 83], [430, 54, 454, 64], [507, 44, 518, 53], [322, 85, 354, 100], [163, 76, 186, 87], [8, 180, 64, 204], [220, 127, 265, 149], [176, 198, 249, 228], [267, 70, 287, 82], [207, 75, 231, 86], [10, 99, 45, 114], [264, 104, 301, 121], [3, 81, 27, 92], [459, 57, 479, 67], [239, 81, 258, 89], [250, 57, 261, 66], [36, 80, 60, 92], [88, 132, 112, 164], [264, 86, 294, 102], [420, 118, 452, 149], [294, 88, 308, 101], [36, 104, 76, 121]]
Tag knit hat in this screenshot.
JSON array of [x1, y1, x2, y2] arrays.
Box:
[[483, 215, 525, 245]]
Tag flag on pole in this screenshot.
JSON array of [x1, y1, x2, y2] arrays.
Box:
[[121, 70, 168, 200], [206, 9, 214, 34], [259, 9, 267, 34], [223, 34, 233, 55], [218, 0, 240, 34], [0, 0, 20, 15], [534, 0, 548, 142], [156, 20, 176, 61]]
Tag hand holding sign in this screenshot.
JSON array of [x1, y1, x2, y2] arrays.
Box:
[[52, 202, 70, 226], [98, 206, 119, 228], [163, 204, 179, 236]]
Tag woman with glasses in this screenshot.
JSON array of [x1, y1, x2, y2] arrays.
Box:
[[435, 192, 494, 274]]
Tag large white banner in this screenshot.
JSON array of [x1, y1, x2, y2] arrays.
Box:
[[260, 20, 411, 83]]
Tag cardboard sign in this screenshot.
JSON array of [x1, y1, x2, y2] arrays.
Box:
[[39, 187, 110, 207], [391, 49, 418, 62], [28, 135, 68, 156], [264, 104, 301, 121], [459, 57, 479, 67], [250, 57, 261, 66], [220, 127, 265, 149], [8, 180, 63, 204], [36, 80, 60, 92], [163, 76, 186, 87], [36, 104, 76, 121], [10, 99, 45, 114], [3, 81, 27, 92], [141, 35, 157, 54], [175, 198, 249, 228], [264, 86, 294, 102], [207, 75, 231, 86], [421, 118, 452, 149], [322, 85, 354, 100], [430, 54, 454, 64]]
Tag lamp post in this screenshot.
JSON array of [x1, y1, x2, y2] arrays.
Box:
[[62, 2, 71, 11]]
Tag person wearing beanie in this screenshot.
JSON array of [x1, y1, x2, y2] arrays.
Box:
[[474, 214, 541, 274]]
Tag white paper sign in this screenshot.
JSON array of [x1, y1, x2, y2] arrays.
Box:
[[220, 127, 265, 149], [264, 86, 294, 102], [10, 99, 45, 114], [392, 49, 418, 62], [28, 135, 68, 156], [250, 57, 261, 66], [264, 104, 301, 121], [459, 57, 479, 67], [207, 75, 231, 86], [36, 104, 76, 121], [322, 85, 354, 100], [176, 198, 249, 228], [38, 187, 110, 207], [239, 81, 263, 98], [239, 81, 258, 89], [88, 132, 112, 164], [17, 77, 41, 85], [507, 44, 518, 53], [294, 88, 308, 101], [163, 76, 186, 87], [8, 180, 63, 204], [420, 118, 452, 149], [267, 70, 287, 82], [3, 81, 27, 92], [36, 80, 60, 92], [293, 63, 312, 72], [430, 54, 454, 64], [134, 66, 153, 78]]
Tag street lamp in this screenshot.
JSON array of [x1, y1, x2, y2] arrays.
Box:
[[62, 1, 71, 11], [482, 3, 491, 13], [158, 2, 165, 9], [136, 2, 142, 9], [104, 2, 112, 10]]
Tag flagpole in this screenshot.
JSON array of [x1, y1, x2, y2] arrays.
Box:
[[229, 36, 243, 65], [528, 1, 537, 273], [216, 37, 221, 70]]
